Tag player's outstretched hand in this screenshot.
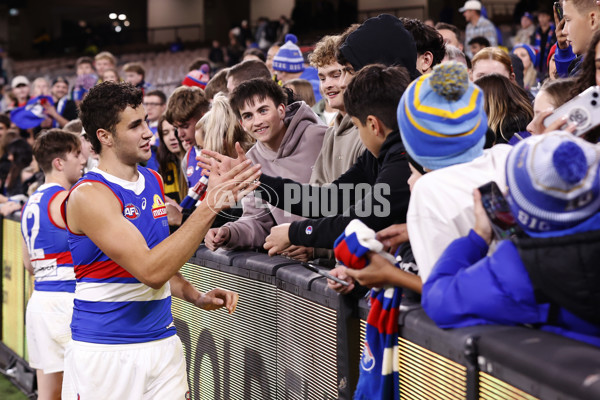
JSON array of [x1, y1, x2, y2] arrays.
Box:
[[196, 288, 239, 314], [204, 159, 261, 212], [197, 142, 250, 174]]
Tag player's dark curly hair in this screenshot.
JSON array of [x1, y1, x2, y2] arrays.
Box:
[[79, 81, 143, 154]]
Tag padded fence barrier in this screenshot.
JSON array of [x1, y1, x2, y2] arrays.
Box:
[[3, 215, 600, 399]]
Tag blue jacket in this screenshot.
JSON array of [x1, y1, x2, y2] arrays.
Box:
[[423, 222, 600, 347]]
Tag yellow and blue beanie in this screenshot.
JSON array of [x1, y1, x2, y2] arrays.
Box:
[[397, 61, 487, 170]]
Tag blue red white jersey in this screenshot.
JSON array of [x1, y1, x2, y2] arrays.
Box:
[[65, 166, 175, 344], [21, 183, 75, 292], [185, 146, 203, 188]]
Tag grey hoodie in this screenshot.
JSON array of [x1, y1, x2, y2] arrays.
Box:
[[309, 112, 365, 185], [224, 101, 326, 249]]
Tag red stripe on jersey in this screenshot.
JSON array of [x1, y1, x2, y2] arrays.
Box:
[[31, 251, 73, 264], [148, 168, 165, 200], [75, 260, 134, 279], [47, 189, 66, 229]]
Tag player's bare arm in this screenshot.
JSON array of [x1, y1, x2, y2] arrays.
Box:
[[66, 160, 260, 289]]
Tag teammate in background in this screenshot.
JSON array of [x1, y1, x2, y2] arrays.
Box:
[[62, 81, 259, 398], [21, 129, 86, 400]]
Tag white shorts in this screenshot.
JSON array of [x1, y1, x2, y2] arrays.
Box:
[[61, 335, 189, 400], [26, 290, 74, 373]]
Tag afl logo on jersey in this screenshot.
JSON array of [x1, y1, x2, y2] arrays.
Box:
[[124, 203, 140, 220], [151, 194, 167, 219], [186, 166, 194, 177]]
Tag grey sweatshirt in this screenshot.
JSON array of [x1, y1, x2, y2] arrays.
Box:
[[224, 101, 327, 249], [309, 112, 366, 185]]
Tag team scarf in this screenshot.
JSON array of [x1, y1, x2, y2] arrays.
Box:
[[10, 95, 54, 129], [334, 219, 400, 400]]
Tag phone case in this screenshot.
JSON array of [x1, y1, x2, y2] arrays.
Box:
[[543, 86, 600, 137], [478, 182, 522, 240], [554, 2, 563, 20]]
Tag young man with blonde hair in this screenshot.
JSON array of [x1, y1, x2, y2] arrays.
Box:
[[308, 33, 365, 185], [94, 51, 117, 79]]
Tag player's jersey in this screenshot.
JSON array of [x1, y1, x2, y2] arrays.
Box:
[[65, 166, 175, 345], [21, 183, 75, 292], [185, 146, 203, 188]]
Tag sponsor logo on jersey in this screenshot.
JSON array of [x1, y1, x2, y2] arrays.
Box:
[[29, 192, 43, 204], [124, 203, 140, 220], [141, 197, 147, 210], [151, 194, 167, 219]]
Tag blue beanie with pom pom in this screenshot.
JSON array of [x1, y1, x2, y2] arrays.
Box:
[[397, 61, 488, 170], [506, 131, 600, 234], [273, 34, 305, 73]]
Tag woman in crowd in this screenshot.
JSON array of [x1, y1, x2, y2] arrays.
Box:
[[193, 93, 253, 226], [475, 74, 533, 145], [526, 78, 577, 136], [156, 114, 186, 203], [283, 79, 316, 107], [470, 47, 515, 82], [0, 138, 33, 213], [512, 43, 539, 91], [195, 93, 254, 158]]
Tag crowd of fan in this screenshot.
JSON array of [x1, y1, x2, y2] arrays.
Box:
[[4, 0, 600, 397]]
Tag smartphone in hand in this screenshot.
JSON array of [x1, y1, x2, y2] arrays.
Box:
[[299, 261, 350, 286], [478, 182, 523, 240], [543, 86, 600, 137], [554, 1, 563, 20]]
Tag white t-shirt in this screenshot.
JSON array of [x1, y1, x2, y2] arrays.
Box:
[[407, 145, 512, 282]]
